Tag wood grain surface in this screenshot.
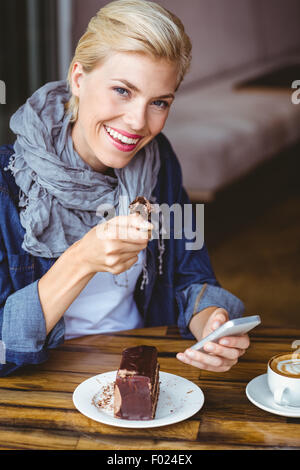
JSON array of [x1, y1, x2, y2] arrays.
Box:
[[0, 324, 300, 450]]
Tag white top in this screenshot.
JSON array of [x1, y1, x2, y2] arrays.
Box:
[[63, 249, 146, 340]]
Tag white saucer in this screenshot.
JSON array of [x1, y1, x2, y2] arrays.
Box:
[[246, 374, 300, 417], [73, 371, 204, 428]]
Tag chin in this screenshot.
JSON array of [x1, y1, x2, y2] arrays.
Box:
[[101, 157, 133, 170]]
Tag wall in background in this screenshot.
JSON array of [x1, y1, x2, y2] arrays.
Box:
[[1, 0, 300, 144], [72, 0, 300, 89], [0, 0, 59, 144]]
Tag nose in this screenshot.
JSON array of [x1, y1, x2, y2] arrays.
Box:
[[123, 101, 147, 133]]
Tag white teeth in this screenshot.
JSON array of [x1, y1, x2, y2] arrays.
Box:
[[105, 126, 139, 145]]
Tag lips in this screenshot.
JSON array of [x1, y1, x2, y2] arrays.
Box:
[[107, 126, 143, 140], [104, 125, 142, 153]]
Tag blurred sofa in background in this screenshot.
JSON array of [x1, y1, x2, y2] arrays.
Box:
[[71, 0, 300, 201], [157, 0, 300, 201]]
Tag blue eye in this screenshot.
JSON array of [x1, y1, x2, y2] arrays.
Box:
[[153, 100, 169, 110], [114, 87, 129, 97], [113, 87, 169, 110]]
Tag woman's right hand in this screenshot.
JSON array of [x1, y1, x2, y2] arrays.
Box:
[[39, 213, 153, 334], [76, 213, 153, 275]]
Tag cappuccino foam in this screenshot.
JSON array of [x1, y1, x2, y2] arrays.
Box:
[[277, 359, 300, 376], [270, 354, 300, 378]]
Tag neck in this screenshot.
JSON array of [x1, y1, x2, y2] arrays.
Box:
[[105, 167, 116, 177]]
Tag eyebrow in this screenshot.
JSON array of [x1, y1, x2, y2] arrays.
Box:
[[111, 78, 175, 100]]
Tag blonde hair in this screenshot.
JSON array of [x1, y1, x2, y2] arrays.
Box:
[[66, 0, 192, 122]]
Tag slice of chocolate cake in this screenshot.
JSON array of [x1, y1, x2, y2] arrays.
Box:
[[114, 345, 160, 420]]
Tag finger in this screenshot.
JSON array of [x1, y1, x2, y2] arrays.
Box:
[[118, 221, 152, 241], [238, 348, 246, 357], [203, 341, 241, 361], [176, 352, 216, 371], [118, 241, 148, 253], [181, 348, 223, 369], [100, 224, 150, 244], [112, 248, 144, 264], [218, 334, 250, 350], [176, 351, 235, 372], [109, 254, 139, 274], [116, 252, 141, 264], [126, 214, 154, 232], [210, 308, 229, 330], [119, 226, 150, 241], [122, 254, 140, 271], [105, 215, 153, 234]]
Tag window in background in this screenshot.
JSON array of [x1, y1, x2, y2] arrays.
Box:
[[0, 0, 72, 145]]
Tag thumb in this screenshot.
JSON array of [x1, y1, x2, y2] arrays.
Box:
[[210, 308, 229, 331]]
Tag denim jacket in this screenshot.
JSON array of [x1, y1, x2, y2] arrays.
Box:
[[0, 133, 244, 376]]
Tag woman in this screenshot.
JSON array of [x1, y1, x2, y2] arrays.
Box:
[[0, 0, 249, 377]]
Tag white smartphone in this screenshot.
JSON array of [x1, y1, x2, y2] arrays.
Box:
[[190, 315, 261, 352]]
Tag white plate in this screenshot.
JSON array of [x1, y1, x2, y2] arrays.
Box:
[[73, 370, 204, 428], [246, 373, 300, 417]]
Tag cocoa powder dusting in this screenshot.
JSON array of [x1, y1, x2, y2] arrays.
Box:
[[92, 382, 114, 413]]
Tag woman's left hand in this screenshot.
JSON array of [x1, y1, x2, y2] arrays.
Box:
[[176, 308, 250, 372]]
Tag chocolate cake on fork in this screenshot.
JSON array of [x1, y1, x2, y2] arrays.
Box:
[[129, 196, 153, 222], [114, 345, 160, 420]]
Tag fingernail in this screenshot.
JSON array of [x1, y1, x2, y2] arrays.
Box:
[[205, 343, 214, 352], [176, 353, 184, 360], [220, 339, 229, 346], [213, 321, 220, 329], [186, 349, 196, 358]]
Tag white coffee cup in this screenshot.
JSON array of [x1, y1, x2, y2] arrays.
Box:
[[267, 353, 300, 407]]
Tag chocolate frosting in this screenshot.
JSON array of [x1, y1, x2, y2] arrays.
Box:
[[114, 345, 160, 420], [118, 345, 158, 377]]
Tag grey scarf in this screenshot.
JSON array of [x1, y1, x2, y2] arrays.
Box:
[[6, 81, 162, 278]]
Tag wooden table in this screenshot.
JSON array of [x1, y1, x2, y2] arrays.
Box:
[[0, 324, 300, 451]]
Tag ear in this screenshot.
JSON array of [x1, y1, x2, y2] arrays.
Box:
[[70, 62, 84, 98]]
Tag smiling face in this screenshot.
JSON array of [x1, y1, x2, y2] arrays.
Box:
[[70, 52, 179, 173]]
